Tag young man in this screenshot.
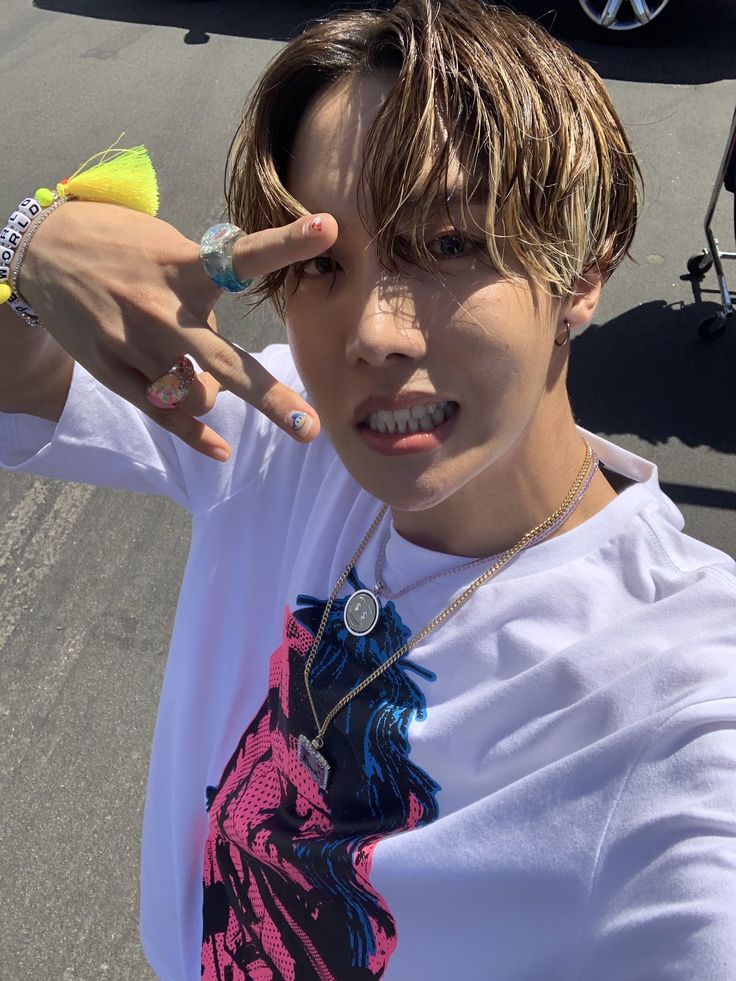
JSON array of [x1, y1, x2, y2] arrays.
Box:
[[1, 2, 734, 979]]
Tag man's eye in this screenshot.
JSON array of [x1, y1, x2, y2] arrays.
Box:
[[296, 253, 337, 277], [428, 232, 473, 258]]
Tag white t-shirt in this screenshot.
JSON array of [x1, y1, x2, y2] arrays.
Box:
[[2, 345, 735, 981]]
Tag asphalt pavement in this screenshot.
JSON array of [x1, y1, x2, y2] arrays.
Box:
[[1, 1, 735, 977]]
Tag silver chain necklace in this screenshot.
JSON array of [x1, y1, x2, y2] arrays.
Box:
[[345, 443, 600, 631], [298, 440, 598, 791], [375, 526, 506, 598], [341, 525, 505, 636]]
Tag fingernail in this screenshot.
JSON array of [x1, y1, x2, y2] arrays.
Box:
[[211, 446, 231, 462], [287, 410, 313, 437], [304, 215, 323, 238]]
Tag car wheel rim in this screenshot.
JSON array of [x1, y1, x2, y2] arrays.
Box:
[[577, 0, 673, 30]]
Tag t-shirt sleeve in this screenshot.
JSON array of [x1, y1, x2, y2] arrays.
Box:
[[578, 698, 736, 980], [0, 344, 303, 515]]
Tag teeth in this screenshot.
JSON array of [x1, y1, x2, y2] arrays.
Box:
[[366, 401, 456, 434]]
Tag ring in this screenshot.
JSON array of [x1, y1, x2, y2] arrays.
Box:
[[146, 356, 195, 409], [200, 223, 253, 294]]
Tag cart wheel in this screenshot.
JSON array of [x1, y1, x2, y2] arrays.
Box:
[[687, 252, 713, 278], [697, 313, 728, 342]]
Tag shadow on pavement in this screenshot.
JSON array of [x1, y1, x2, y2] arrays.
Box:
[[32, 0, 736, 82], [569, 298, 736, 507], [32, 0, 363, 45]]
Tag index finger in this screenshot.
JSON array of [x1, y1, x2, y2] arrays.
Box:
[[231, 212, 338, 281], [179, 213, 338, 315]]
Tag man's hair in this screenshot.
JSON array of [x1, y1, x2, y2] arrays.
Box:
[[226, 0, 641, 316]]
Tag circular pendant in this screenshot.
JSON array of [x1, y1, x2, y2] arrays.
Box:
[[343, 589, 381, 637]]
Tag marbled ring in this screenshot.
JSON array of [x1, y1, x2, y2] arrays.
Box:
[[146, 356, 196, 409], [200, 223, 253, 294]]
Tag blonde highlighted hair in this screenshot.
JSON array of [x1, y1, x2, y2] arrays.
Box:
[[226, 0, 641, 316]]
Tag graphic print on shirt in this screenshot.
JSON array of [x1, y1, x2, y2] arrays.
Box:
[[201, 570, 440, 980]]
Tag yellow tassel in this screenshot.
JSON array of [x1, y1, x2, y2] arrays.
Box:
[[53, 140, 159, 216]]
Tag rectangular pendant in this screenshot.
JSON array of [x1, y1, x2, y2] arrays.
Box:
[[297, 734, 330, 791]]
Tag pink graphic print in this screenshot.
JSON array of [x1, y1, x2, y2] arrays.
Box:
[[200, 595, 439, 981]]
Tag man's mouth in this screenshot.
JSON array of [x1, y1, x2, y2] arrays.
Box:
[[363, 401, 458, 435]]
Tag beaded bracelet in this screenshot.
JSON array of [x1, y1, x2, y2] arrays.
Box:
[[10, 199, 64, 296], [7, 199, 66, 328], [0, 197, 43, 291], [0, 194, 62, 329], [0, 143, 159, 330]]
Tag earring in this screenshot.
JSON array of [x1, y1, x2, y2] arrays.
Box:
[[554, 319, 571, 347]]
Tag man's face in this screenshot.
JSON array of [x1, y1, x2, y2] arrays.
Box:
[[284, 73, 586, 515]]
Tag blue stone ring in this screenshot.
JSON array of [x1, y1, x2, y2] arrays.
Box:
[[200, 223, 254, 293]]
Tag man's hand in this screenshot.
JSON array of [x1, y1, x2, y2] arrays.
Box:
[[19, 202, 338, 460]]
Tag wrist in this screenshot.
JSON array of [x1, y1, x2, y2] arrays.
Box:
[[1, 195, 65, 329]]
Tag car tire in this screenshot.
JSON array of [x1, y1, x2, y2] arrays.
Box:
[[573, 0, 690, 41]]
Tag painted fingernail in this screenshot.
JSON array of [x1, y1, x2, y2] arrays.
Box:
[[304, 215, 323, 238], [288, 410, 313, 436]]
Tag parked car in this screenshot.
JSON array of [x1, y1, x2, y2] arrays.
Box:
[[565, 0, 689, 38]]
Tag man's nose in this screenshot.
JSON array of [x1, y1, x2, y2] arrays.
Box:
[[345, 278, 426, 366]]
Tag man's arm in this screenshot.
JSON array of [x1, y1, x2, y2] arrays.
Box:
[[0, 304, 74, 420]]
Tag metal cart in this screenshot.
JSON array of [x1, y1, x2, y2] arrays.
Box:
[[686, 107, 736, 341]]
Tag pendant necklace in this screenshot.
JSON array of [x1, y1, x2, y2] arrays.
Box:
[[299, 439, 598, 791], [343, 585, 383, 637], [343, 517, 505, 637], [342, 505, 511, 637]]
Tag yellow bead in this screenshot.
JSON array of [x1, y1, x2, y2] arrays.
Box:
[[35, 187, 54, 208], [0, 283, 12, 304]]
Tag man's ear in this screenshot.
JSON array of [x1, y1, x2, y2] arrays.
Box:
[[565, 265, 603, 329]]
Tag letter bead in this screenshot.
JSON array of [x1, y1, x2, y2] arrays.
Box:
[[0, 244, 14, 265], [17, 197, 42, 220], [8, 291, 36, 317], [7, 211, 32, 234], [0, 226, 22, 249]]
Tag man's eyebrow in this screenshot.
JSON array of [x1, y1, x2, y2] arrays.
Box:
[[393, 191, 489, 232], [402, 187, 488, 208]]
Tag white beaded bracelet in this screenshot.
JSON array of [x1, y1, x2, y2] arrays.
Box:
[[10, 199, 64, 296], [0, 197, 43, 279], [0, 195, 62, 329]]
